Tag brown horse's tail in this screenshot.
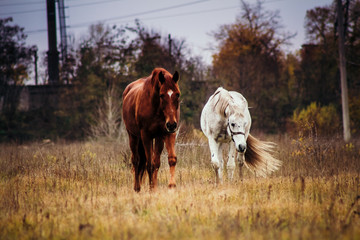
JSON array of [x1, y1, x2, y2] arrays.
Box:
[[244, 134, 282, 177]]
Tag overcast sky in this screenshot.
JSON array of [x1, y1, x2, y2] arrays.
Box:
[[1, 0, 332, 83]]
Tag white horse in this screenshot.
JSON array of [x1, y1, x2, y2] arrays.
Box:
[[200, 87, 281, 182]]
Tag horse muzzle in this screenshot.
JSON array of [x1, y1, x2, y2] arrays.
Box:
[[237, 143, 246, 153], [165, 121, 177, 133]]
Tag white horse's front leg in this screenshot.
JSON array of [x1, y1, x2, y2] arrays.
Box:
[[227, 143, 236, 181], [238, 150, 245, 179], [208, 138, 223, 184]]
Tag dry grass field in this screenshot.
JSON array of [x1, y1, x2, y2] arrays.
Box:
[[1, 128, 360, 239]]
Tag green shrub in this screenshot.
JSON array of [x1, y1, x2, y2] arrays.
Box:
[[292, 102, 340, 137], [349, 95, 360, 135]]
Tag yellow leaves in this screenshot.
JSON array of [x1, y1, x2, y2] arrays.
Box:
[[292, 102, 340, 137], [290, 137, 315, 157], [343, 142, 354, 152], [287, 64, 295, 77], [291, 150, 302, 157], [46, 154, 57, 163], [81, 149, 97, 162]]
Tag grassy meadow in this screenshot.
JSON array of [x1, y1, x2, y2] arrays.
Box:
[[0, 128, 360, 239]]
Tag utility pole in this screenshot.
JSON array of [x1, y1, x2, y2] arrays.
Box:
[[58, 0, 67, 65], [34, 47, 38, 85], [168, 34, 174, 72], [337, 0, 351, 142], [46, 0, 59, 85], [168, 34, 172, 57], [58, 0, 68, 84]]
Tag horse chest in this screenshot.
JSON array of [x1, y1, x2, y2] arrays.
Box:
[[214, 127, 230, 143], [138, 116, 164, 134]]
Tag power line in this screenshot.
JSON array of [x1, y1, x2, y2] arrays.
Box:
[[136, 5, 240, 23], [0, 0, 122, 15], [81, 5, 241, 30], [68, 0, 124, 8], [0, 8, 45, 16], [70, 0, 209, 28], [2, 0, 205, 17], [21, 0, 287, 34], [0, 1, 43, 7], [24, 2, 237, 35], [25, 28, 48, 34], [263, 0, 286, 4]]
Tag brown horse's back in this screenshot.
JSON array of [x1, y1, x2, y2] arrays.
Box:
[[122, 78, 145, 101], [122, 78, 146, 137]]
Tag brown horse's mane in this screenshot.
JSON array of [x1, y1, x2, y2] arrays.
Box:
[[150, 68, 173, 87]]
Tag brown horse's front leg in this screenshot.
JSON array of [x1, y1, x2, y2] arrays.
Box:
[[141, 132, 154, 190], [165, 133, 177, 188], [151, 137, 164, 190], [128, 133, 142, 192]]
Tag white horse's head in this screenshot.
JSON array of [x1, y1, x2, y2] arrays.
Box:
[[227, 113, 250, 153]]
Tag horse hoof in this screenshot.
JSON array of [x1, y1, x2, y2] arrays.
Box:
[[134, 187, 141, 192], [168, 183, 176, 188]]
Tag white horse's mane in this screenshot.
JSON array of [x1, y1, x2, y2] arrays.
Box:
[[211, 87, 242, 117]]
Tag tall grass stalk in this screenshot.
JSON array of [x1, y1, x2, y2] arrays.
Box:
[[0, 131, 359, 239]]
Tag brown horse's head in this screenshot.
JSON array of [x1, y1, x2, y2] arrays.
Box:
[[153, 69, 180, 133]]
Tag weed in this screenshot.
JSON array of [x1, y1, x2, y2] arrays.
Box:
[[0, 133, 359, 239]]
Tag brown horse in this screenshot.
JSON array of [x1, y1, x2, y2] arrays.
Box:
[[122, 68, 180, 192]]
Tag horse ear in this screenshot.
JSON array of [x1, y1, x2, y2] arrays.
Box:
[[159, 71, 165, 84], [173, 71, 179, 83]]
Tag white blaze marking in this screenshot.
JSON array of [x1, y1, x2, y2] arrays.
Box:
[[167, 90, 173, 97]]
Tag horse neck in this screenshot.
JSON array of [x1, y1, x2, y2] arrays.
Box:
[[143, 77, 160, 109]]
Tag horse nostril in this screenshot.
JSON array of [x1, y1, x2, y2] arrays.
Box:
[[238, 144, 246, 153], [166, 122, 177, 131]]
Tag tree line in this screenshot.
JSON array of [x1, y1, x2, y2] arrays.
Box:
[[1, 0, 359, 141]]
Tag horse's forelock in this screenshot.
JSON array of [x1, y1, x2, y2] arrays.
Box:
[[151, 68, 175, 87], [213, 89, 236, 117], [151, 68, 162, 85]]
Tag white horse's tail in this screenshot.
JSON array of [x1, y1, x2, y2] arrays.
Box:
[[244, 134, 282, 177]]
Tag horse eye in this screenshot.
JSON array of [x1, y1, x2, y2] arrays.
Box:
[[231, 123, 235, 127], [176, 93, 180, 98], [160, 94, 165, 99]]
